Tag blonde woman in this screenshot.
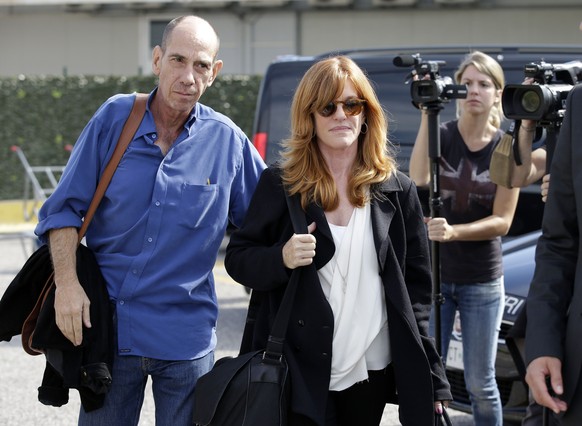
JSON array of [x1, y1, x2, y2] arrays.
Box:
[[409, 51, 520, 426], [226, 56, 451, 426]]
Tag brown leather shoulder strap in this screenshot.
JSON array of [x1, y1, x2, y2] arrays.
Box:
[[21, 94, 147, 354], [78, 93, 148, 242]]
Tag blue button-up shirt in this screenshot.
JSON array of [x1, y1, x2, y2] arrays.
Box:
[[36, 91, 266, 360]]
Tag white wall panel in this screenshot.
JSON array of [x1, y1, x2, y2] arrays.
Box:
[[0, 6, 580, 77], [0, 14, 138, 76], [299, 9, 582, 57]]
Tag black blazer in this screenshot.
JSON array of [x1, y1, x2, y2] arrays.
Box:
[[526, 84, 582, 415], [226, 167, 451, 426]]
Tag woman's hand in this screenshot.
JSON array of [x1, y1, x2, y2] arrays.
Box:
[[425, 217, 455, 242], [434, 400, 449, 414], [282, 222, 317, 269]]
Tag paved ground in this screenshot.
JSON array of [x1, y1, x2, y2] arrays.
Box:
[[0, 231, 475, 425]]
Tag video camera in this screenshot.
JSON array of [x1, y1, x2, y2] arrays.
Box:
[[393, 54, 467, 106], [502, 60, 582, 123]]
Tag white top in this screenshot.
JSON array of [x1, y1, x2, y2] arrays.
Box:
[[319, 203, 391, 391]]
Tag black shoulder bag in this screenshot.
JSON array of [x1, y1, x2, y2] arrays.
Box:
[[192, 192, 307, 426]]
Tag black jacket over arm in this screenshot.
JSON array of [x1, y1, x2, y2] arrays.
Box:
[[225, 167, 451, 426], [0, 244, 112, 412]]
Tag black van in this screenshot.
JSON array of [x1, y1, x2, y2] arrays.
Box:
[[252, 46, 582, 234], [250, 45, 582, 424]]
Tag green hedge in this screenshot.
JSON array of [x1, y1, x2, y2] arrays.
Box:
[[0, 74, 261, 200]]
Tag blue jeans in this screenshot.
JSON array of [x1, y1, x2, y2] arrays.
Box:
[[430, 277, 504, 426], [78, 345, 214, 426]]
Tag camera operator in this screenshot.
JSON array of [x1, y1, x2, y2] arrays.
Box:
[[409, 51, 520, 426], [510, 119, 547, 190], [500, 54, 582, 197]]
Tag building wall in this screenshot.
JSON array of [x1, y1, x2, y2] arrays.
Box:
[[0, 13, 140, 75], [299, 9, 582, 53], [0, 3, 580, 77]]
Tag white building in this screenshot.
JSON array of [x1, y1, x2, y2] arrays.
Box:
[[0, 0, 580, 77]]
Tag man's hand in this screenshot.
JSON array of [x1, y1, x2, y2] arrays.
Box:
[[282, 222, 317, 269], [525, 356, 568, 414], [49, 227, 91, 346], [54, 279, 91, 346]]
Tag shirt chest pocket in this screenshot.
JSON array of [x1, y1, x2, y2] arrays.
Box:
[[178, 183, 220, 230]]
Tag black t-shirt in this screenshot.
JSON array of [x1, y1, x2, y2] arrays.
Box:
[[438, 120, 503, 284]]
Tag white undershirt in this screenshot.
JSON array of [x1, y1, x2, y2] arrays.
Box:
[[319, 204, 391, 391]]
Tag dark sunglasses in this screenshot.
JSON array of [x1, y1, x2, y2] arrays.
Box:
[[318, 98, 366, 117]]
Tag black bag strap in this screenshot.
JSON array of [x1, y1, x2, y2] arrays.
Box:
[[436, 406, 453, 426], [264, 191, 308, 359], [511, 120, 523, 166]]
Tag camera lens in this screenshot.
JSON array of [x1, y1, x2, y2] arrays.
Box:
[[521, 90, 541, 113]]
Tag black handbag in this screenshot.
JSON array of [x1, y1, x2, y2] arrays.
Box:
[[192, 192, 306, 426]]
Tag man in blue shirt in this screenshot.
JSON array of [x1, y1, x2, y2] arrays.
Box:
[[35, 15, 266, 426]]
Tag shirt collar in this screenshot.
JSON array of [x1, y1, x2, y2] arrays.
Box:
[[136, 88, 197, 138], [184, 102, 197, 131]]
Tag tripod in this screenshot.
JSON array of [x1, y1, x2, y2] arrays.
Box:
[[424, 101, 446, 357]]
